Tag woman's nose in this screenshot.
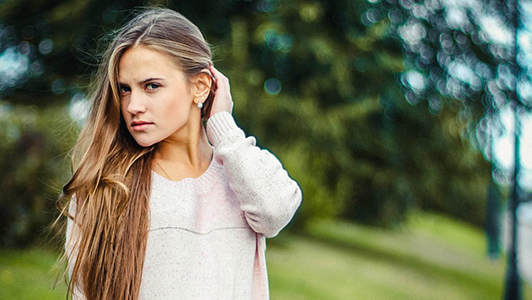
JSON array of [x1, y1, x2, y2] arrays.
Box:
[[126, 92, 147, 115]]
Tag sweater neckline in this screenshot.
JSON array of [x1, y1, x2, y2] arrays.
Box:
[[151, 151, 223, 192]]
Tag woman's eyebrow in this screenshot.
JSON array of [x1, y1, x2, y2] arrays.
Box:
[[140, 78, 164, 84], [117, 78, 165, 86]]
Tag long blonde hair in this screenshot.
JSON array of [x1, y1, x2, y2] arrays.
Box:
[[57, 8, 214, 299]]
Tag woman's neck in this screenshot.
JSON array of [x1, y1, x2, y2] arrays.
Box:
[[154, 122, 213, 181]]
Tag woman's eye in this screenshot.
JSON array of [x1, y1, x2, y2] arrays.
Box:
[[120, 86, 131, 94], [146, 83, 160, 90]]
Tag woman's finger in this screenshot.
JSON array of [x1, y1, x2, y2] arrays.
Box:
[[207, 65, 233, 117], [210, 66, 229, 85]]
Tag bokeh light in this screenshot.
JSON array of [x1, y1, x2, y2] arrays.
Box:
[[264, 78, 282, 95]]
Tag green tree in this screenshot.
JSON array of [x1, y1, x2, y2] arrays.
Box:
[[0, 104, 77, 246], [0, 0, 497, 248]]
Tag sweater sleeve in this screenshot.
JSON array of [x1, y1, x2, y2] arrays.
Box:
[[206, 112, 302, 238], [65, 198, 87, 300]]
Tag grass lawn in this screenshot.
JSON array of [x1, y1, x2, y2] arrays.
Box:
[[267, 211, 532, 300], [0, 247, 66, 300], [0, 211, 530, 299]]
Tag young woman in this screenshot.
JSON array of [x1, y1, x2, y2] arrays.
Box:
[[59, 8, 301, 300]]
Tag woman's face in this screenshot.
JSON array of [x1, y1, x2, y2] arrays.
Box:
[[118, 45, 196, 147]]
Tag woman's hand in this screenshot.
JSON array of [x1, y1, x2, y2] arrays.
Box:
[[208, 65, 233, 118]]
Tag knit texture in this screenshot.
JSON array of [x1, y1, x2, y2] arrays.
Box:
[[67, 112, 302, 299]]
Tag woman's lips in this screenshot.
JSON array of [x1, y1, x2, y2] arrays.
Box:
[[131, 121, 153, 131]]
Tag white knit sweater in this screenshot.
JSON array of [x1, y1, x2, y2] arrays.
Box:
[[67, 112, 302, 299]]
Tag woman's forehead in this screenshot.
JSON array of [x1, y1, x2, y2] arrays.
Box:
[[117, 46, 184, 83]]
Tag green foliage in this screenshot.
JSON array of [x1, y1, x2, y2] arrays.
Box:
[[0, 103, 77, 247], [0, 0, 496, 246], [209, 0, 493, 227], [392, 101, 493, 226]]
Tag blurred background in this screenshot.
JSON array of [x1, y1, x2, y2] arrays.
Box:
[[1, 0, 532, 299]]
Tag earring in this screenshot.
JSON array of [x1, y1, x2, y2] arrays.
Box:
[[197, 94, 206, 109]]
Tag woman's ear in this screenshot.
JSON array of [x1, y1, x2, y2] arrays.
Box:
[[192, 70, 213, 103]]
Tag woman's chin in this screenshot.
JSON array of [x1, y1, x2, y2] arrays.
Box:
[[134, 138, 157, 148]]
